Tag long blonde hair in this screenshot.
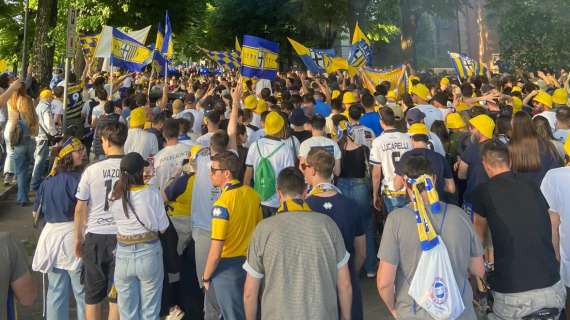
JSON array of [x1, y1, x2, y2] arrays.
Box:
[[8, 88, 38, 136]]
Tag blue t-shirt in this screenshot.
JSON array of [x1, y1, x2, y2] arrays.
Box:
[[396, 148, 453, 200], [306, 193, 365, 258], [34, 171, 81, 223], [460, 142, 488, 203], [359, 112, 382, 136], [314, 100, 331, 117]]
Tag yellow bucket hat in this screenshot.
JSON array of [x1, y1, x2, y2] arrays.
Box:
[[446, 113, 466, 129], [40, 89, 53, 100], [342, 92, 356, 105], [552, 88, 568, 106], [534, 91, 553, 108], [408, 123, 430, 136], [455, 102, 471, 113], [244, 95, 258, 110], [469, 114, 495, 139], [411, 83, 430, 101], [130, 107, 146, 128]]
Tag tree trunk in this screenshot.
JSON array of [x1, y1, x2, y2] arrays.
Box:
[[31, 0, 57, 88], [400, 0, 418, 66]]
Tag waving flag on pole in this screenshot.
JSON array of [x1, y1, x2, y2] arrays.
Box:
[[201, 48, 240, 70], [348, 22, 372, 68], [448, 51, 486, 79], [108, 27, 153, 71], [240, 35, 279, 80], [235, 36, 241, 54], [287, 37, 336, 74], [155, 22, 164, 52], [161, 11, 174, 59]]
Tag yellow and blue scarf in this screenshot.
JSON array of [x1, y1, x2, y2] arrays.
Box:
[[406, 174, 441, 251], [277, 198, 312, 213], [49, 137, 83, 176]]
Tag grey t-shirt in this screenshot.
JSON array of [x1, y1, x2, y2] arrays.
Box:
[[378, 203, 483, 320], [243, 211, 350, 320], [0, 232, 30, 320]]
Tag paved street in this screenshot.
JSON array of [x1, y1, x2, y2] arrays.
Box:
[[0, 191, 391, 319]]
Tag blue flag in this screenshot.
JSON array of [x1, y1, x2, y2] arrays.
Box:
[[161, 11, 173, 59], [241, 35, 279, 80], [288, 37, 335, 74], [109, 28, 153, 72]]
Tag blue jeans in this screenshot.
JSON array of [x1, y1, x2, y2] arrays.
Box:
[[337, 178, 377, 274], [31, 139, 49, 190], [382, 194, 409, 214], [13, 138, 34, 204], [46, 268, 85, 320], [211, 256, 246, 320], [115, 240, 164, 320]]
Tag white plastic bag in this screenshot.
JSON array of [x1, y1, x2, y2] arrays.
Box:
[[408, 236, 465, 320]]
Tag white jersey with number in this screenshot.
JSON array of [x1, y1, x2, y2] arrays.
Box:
[[76, 156, 123, 235], [369, 130, 412, 192]]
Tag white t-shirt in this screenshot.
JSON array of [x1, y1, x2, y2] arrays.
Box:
[[197, 132, 214, 147], [76, 157, 123, 235], [299, 135, 342, 160], [415, 104, 443, 130], [541, 167, 570, 287], [110, 185, 169, 236], [246, 128, 265, 147], [124, 128, 159, 160], [369, 130, 412, 192], [246, 137, 297, 208], [152, 143, 191, 190], [190, 109, 204, 138], [51, 99, 64, 116], [190, 150, 222, 231], [91, 103, 105, 122]]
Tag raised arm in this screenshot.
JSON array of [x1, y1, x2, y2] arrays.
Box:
[[227, 77, 242, 151]]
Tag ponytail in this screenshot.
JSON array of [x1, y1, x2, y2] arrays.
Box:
[[110, 170, 143, 218]]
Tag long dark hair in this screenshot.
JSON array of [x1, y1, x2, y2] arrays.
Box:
[[110, 170, 144, 218]]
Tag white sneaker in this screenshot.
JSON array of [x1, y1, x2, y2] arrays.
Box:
[[165, 306, 185, 320]]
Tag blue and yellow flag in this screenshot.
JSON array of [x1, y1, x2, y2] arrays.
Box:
[[348, 22, 372, 68], [202, 49, 240, 70], [287, 37, 336, 74], [79, 33, 99, 60], [241, 35, 279, 80], [155, 22, 164, 52], [110, 28, 153, 72], [161, 11, 174, 59], [448, 51, 486, 79]]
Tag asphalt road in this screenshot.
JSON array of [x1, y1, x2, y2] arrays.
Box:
[[0, 191, 392, 319]]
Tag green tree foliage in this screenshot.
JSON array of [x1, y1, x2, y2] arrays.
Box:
[[0, 0, 31, 71], [487, 0, 570, 70]]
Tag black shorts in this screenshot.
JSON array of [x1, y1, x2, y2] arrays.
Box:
[[82, 233, 117, 305]]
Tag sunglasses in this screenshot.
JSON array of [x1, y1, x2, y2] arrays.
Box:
[[210, 167, 227, 173]]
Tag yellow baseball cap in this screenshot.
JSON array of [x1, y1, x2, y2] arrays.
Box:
[[40, 89, 53, 99], [342, 92, 356, 105], [469, 114, 495, 139], [511, 86, 522, 94], [512, 96, 523, 113], [264, 111, 285, 136], [552, 88, 568, 106], [407, 123, 430, 136], [130, 107, 146, 128], [534, 91, 553, 108], [455, 102, 471, 113], [440, 77, 450, 87], [446, 113, 466, 129], [244, 95, 258, 110], [411, 83, 430, 101]]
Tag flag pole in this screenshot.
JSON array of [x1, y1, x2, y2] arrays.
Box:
[[109, 61, 114, 99], [147, 67, 154, 97]]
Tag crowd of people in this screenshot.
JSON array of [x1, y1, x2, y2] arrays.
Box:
[[0, 62, 569, 320]]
